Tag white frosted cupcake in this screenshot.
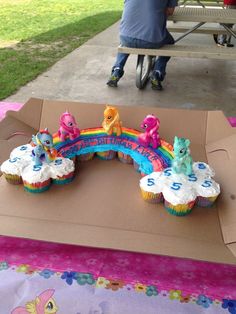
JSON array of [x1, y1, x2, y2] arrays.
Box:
[[1, 157, 29, 184], [195, 178, 220, 207], [192, 162, 215, 178], [162, 182, 197, 216], [50, 157, 75, 185], [140, 172, 163, 203], [10, 144, 33, 161], [21, 163, 52, 193]]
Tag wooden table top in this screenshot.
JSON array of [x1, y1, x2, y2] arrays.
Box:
[[169, 7, 236, 24]]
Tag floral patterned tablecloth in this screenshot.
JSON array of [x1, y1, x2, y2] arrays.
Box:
[[0, 236, 235, 314]]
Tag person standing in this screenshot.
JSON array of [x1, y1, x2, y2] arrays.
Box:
[[107, 0, 178, 91]]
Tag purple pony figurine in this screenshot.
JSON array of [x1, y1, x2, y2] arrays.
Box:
[[58, 111, 80, 141], [138, 114, 161, 149]]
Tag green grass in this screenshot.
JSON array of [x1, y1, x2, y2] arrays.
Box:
[[0, 0, 123, 99]]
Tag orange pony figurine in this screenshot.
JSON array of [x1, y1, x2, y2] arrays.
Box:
[[102, 105, 122, 136]]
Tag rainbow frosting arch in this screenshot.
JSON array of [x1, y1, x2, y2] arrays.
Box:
[[53, 127, 174, 175]]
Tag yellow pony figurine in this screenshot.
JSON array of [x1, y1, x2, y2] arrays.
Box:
[[102, 105, 122, 136]]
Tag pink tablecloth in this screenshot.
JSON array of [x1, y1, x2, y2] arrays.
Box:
[[0, 102, 23, 121]]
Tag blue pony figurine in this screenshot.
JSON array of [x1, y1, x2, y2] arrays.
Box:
[[172, 136, 193, 176], [32, 128, 57, 166]]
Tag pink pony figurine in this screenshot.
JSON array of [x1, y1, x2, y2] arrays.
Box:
[[58, 111, 80, 141], [11, 289, 58, 314], [138, 114, 161, 149]]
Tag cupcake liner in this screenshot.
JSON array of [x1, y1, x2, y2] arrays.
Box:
[[23, 179, 51, 193], [196, 195, 219, 207], [78, 153, 95, 162], [141, 189, 163, 204], [96, 150, 116, 160], [52, 172, 75, 185], [3, 173, 22, 185], [133, 161, 140, 173], [164, 200, 195, 216], [118, 152, 133, 164]]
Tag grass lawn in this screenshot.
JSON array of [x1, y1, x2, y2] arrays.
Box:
[[0, 0, 123, 100]]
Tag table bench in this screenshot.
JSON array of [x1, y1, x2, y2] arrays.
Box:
[[168, 24, 228, 35], [118, 7, 236, 89]]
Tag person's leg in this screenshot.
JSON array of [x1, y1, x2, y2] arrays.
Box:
[[150, 33, 174, 90], [225, 5, 236, 47], [107, 35, 136, 87], [225, 23, 234, 47], [106, 53, 129, 87]]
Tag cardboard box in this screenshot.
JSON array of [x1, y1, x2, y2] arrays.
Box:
[[0, 98, 236, 265]]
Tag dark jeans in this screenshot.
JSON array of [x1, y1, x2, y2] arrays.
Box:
[[113, 34, 174, 81]]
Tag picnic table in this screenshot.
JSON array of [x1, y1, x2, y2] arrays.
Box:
[[118, 7, 236, 89], [179, 0, 223, 7]]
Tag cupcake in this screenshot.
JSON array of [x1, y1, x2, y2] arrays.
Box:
[[140, 172, 163, 203], [77, 153, 95, 162], [195, 178, 220, 207], [22, 164, 52, 193], [0, 157, 29, 185], [162, 178, 197, 216], [133, 160, 140, 173], [118, 152, 133, 164], [96, 150, 116, 160], [50, 157, 75, 185], [10, 144, 33, 161], [192, 162, 215, 178], [164, 199, 196, 216]]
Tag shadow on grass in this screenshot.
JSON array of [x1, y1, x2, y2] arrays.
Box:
[[0, 10, 122, 100]]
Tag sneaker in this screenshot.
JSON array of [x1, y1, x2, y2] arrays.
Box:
[[106, 68, 122, 87], [150, 71, 163, 91], [226, 43, 234, 48], [217, 42, 234, 48]]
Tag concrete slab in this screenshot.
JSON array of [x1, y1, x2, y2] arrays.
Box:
[[5, 21, 236, 116]]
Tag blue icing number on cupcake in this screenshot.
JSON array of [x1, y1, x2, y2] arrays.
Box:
[[201, 180, 212, 188], [147, 177, 155, 186], [188, 174, 198, 182], [170, 182, 182, 191], [164, 168, 172, 177], [198, 163, 206, 170], [9, 157, 20, 163], [33, 165, 42, 172], [54, 159, 63, 166], [20, 146, 28, 151]]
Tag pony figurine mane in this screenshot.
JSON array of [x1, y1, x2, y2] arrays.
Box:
[[138, 114, 160, 149], [102, 105, 122, 136]]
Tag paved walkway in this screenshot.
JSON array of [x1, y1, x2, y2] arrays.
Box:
[[5, 21, 236, 116]]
